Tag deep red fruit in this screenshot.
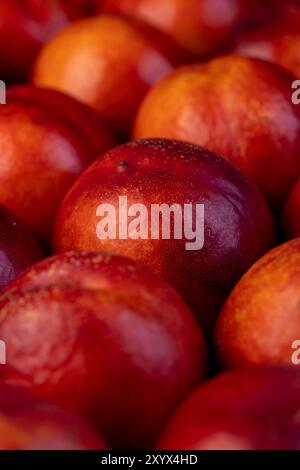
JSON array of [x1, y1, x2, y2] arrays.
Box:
[[0, 251, 207, 449], [0, 383, 106, 450], [0, 205, 42, 291], [157, 367, 300, 450], [53, 139, 276, 335], [214, 239, 300, 368]]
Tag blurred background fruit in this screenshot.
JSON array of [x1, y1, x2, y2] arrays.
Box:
[[0, 87, 114, 243], [157, 367, 300, 450], [32, 14, 183, 135], [0, 0, 70, 83], [215, 239, 300, 368]]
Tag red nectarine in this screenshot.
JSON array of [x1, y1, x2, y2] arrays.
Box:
[[0, 205, 42, 291], [0, 0, 70, 83], [134, 56, 300, 212], [0, 383, 106, 450], [32, 14, 182, 135], [0, 251, 207, 449], [157, 367, 300, 450], [0, 88, 114, 242]]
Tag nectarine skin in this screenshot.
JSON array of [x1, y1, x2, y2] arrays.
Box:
[[134, 56, 300, 212], [215, 239, 300, 368], [53, 139, 276, 335], [101, 0, 249, 59], [157, 367, 300, 450], [0, 205, 42, 291], [0, 251, 207, 449], [0, 93, 108, 242], [32, 14, 181, 135], [0, 383, 106, 450], [0, 0, 69, 83]]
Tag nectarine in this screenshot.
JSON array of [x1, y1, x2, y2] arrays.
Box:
[[0, 205, 42, 291], [0, 383, 106, 450], [53, 138, 276, 335], [134, 56, 300, 212], [157, 367, 300, 450], [0, 251, 207, 449], [233, 19, 300, 78], [100, 0, 249, 59], [32, 14, 182, 135], [7, 85, 115, 159], [215, 238, 300, 368], [282, 179, 300, 240], [0, 0, 70, 83]]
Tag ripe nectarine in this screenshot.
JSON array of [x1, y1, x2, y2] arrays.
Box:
[[53, 138, 276, 335], [0, 251, 207, 449], [215, 238, 300, 368], [101, 0, 249, 59], [134, 56, 300, 211], [0, 383, 106, 450], [157, 367, 300, 450]]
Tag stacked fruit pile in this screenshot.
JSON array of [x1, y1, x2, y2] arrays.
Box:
[[0, 0, 300, 450]]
